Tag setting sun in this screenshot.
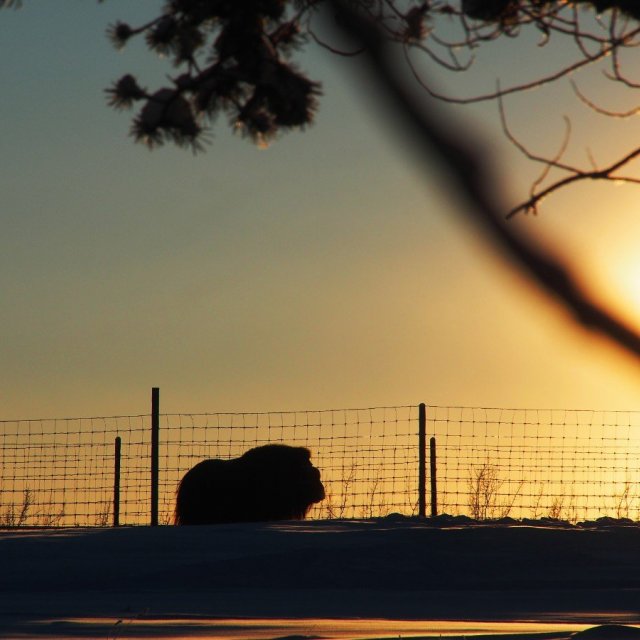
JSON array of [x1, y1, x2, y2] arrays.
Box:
[[610, 255, 640, 321]]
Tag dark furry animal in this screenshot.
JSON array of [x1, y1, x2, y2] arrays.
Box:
[[174, 444, 325, 525]]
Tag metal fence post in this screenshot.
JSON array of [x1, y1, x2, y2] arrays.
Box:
[[113, 436, 121, 527], [418, 403, 426, 518], [151, 387, 160, 526]]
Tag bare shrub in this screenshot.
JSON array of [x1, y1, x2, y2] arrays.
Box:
[[323, 463, 356, 519], [468, 462, 503, 520], [1, 489, 33, 527], [360, 465, 390, 519], [95, 501, 112, 527], [615, 482, 634, 520], [548, 496, 564, 520]]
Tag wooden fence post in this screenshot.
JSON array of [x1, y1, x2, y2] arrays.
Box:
[[418, 403, 426, 518], [113, 436, 121, 527], [151, 387, 160, 526], [430, 436, 438, 517]]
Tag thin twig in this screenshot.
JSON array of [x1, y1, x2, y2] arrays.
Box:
[[507, 146, 640, 218]]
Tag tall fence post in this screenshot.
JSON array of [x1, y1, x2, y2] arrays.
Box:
[[113, 436, 121, 527], [418, 403, 426, 518], [151, 387, 160, 526], [430, 436, 438, 517]]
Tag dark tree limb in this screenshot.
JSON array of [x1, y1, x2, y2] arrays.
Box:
[[329, 0, 640, 362]]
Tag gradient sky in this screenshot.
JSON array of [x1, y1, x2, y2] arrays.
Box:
[[3, 1, 640, 420]]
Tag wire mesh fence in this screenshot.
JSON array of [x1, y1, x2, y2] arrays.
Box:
[[0, 415, 151, 527], [3, 399, 640, 527], [0, 404, 419, 526], [430, 406, 640, 522], [160, 407, 419, 523]]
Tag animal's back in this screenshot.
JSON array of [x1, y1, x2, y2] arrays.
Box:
[[174, 458, 231, 525]]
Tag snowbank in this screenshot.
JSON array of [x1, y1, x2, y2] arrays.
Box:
[[2, 518, 640, 638]]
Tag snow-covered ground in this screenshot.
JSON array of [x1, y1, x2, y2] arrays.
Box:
[[3, 517, 640, 639]]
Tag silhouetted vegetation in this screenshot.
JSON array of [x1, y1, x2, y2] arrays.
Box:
[[93, 0, 640, 186]]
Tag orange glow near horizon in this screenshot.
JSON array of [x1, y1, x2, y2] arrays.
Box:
[[44, 617, 594, 639]]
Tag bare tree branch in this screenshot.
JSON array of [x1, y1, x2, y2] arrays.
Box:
[[507, 146, 640, 218], [329, 0, 640, 362], [571, 79, 640, 118]]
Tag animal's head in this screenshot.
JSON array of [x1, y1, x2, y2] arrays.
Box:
[[239, 444, 325, 518]]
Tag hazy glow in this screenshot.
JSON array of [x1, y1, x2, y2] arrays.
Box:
[[605, 248, 640, 323]]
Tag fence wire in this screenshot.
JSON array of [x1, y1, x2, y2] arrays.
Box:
[[2, 404, 640, 526], [159, 407, 419, 522], [430, 406, 640, 522], [0, 407, 418, 526], [0, 415, 150, 526]]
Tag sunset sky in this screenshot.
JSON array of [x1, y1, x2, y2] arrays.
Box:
[[3, 1, 640, 420]]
